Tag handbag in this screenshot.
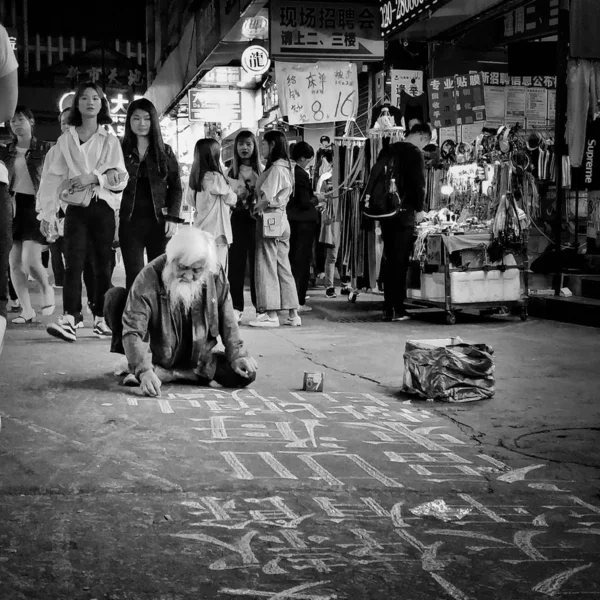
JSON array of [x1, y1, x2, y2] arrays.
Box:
[[58, 179, 94, 207], [262, 211, 284, 238]]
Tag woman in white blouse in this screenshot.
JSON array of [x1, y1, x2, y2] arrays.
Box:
[[38, 82, 128, 342]]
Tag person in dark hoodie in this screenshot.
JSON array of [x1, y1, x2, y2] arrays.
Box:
[[287, 142, 323, 311], [365, 122, 432, 322]]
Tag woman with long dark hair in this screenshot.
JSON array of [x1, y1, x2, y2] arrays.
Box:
[[0, 22, 17, 354], [119, 98, 182, 288], [186, 138, 236, 273], [227, 130, 262, 323], [0, 106, 54, 325], [249, 130, 300, 328], [38, 81, 128, 342]]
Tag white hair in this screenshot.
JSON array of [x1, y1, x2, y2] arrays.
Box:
[[165, 226, 218, 274]]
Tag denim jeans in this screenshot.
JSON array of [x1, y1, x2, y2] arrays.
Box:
[[254, 219, 299, 313], [228, 215, 256, 312], [380, 221, 415, 314], [49, 237, 65, 287], [119, 216, 167, 289], [289, 221, 318, 305], [0, 185, 12, 319], [63, 199, 115, 318]]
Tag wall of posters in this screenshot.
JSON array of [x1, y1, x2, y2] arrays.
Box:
[[505, 87, 526, 126], [483, 85, 553, 129]]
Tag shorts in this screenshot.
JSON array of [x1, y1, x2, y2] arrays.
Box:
[[12, 193, 47, 245]]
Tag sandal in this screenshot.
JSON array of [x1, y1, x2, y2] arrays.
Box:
[[41, 304, 56, 316], [12, 313, 36, 324], [41, 288, 56, 316]]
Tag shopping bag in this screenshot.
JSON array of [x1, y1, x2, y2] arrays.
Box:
[[402, 337, 495, 402]]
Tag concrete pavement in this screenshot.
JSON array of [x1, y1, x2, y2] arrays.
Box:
[[0, 284, 599, 599]]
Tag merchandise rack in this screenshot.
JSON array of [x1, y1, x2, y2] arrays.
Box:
[[406, 231, 530, 325]]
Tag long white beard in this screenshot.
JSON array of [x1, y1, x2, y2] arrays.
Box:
[[163, 265, 204, 312]]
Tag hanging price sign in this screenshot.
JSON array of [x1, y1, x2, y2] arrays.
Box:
[[275, 61, 358, 125]]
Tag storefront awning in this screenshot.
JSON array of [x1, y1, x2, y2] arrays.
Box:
[[145, 0, 268, 116], [382, 0, 534, 41]]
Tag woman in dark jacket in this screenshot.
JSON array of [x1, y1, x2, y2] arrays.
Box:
[[0, 106, 54, 324], [287, 142, 323, 311], [120, 98, 183, 288]]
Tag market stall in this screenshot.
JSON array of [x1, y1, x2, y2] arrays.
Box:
[[406, 123, 541, 323]]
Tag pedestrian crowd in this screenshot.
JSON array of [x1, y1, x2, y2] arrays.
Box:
[[0, 20, 334, 394], [0, 23, 431, 395]]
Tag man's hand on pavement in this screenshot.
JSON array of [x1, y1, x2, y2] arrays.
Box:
[[140, 370, 162, 397], [232, 356, 258, 379]]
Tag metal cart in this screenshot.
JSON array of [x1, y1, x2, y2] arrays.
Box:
[[406, 232, 529, 325]]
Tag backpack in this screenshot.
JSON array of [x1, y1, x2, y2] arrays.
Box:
[[362, 154, 406, 220]]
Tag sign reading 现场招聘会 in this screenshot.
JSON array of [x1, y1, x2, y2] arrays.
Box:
[[428, 73, 487, 130], [270, 0, 383, 61], [276, 62, 358, 125], [379, 0, 449, 38]]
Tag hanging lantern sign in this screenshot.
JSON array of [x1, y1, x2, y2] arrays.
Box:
[[241, 45, 270, 76], [241, 16, 269, 40]]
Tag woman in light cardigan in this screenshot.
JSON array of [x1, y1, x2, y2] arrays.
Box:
[[186, 138, 236, 273], [38, 81, 128, 343], [249, 130, 300, 328]]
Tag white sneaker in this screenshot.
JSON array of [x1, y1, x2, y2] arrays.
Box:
[[47, 315, 77, 342], [298, 305, 312, 313], [248, 313, 280, 328], [93, 317, 112, 338], [233, 309, 243, 324], [285, 315, 302, 327]]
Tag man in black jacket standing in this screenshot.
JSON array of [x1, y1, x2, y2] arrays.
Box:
[[287, 142, 323, 311], [366, 123, 432, 321]]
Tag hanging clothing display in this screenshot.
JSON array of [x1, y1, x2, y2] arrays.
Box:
[[571, 117, 600, 190], [399, 91, 429, 127], [570, 0, 600, 60], [370, 103, 402, 128], [567, 59, 600, 168]]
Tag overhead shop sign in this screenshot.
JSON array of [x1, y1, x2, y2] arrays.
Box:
[[499, 0, 559, 44], [241, 45, 271, 75], [276, 61, 358, 125], [428, 73, 487, 129], [379, 0, 449, 38], [188, 89, 242, 122], [270, 0, 384, 61]]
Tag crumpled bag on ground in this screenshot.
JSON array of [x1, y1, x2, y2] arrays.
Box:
[[402, 337, 495, 402], [410, 499, 472, 522]]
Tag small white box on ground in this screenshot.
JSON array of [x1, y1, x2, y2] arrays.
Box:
[[303, 372, 324, 392]]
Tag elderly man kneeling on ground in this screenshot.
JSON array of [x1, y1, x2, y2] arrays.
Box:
[[104, 227, 258, 396]]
